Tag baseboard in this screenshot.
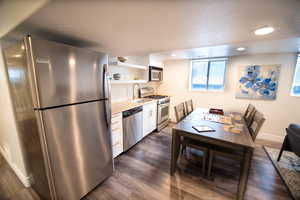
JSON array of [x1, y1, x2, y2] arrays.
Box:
[[0, 146, 32, 187], [257, 132, 285, 142]]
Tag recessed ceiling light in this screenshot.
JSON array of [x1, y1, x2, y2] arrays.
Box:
[[171, 54, 176, 57], [254, 26, 274, 35], [236, 47, 246, 51], [21, 45, 25, 50]]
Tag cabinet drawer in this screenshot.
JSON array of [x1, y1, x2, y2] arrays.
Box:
[[112, 139, 122, 148], [111, 122, 122, 132], [111, 112, 123, 158], [111, 126, 122, 133], [111, 129, 122, 144], [111, 112, 122, 132], [111, 119, 122, 128], [112, 140, 123, 158], [112, 113, 122, 123]]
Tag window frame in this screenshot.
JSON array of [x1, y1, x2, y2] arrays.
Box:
[[290, 54, 300, 97], [189, 58, 228, 92]]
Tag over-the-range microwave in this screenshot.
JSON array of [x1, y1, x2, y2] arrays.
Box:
[[149, 66, 163, 82]]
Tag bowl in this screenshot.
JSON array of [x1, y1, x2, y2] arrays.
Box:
[[117, 56, 128, 63], [113, 73, 121, 80]]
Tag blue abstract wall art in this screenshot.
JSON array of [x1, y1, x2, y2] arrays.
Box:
[[236, 64, 280, 100]]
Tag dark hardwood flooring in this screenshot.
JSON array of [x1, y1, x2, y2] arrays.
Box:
[[0, 125, 292, 200], [0, 153, 40, 200]]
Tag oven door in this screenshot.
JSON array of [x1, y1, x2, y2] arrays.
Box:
[[157, 103, 170, 124]]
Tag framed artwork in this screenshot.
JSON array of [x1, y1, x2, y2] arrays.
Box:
[[236, 64, 280, 100]]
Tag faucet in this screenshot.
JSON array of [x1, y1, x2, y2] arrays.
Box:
[[132, 83, 140, 100]]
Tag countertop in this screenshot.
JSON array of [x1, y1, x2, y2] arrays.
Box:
[[111, 99, 158, 115]]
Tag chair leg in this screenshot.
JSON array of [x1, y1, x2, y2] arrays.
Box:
[[207, 150, 214, 178], [277, 136, 289, 162], [181, 144, 185, 155], [202, 149, 207, 176], [277, 146, 284, 162]]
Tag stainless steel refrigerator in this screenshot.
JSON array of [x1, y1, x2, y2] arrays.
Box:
[[2, 36, 113, 200]]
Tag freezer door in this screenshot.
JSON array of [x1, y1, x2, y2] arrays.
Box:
[[25, 37, 108, 109], [39, 101, 113, 200]]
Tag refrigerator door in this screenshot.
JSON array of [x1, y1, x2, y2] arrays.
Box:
[[24, 36, 108, 109], [39, 101, 113, 200]]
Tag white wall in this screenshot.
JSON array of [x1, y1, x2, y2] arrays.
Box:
[[157, 53, 300, 140], [0, 0, 48, 37], [0, 44, 31, 186], [111, 82, 159, 102]]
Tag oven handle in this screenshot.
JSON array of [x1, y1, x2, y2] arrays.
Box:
[[159, 103, 170, 108]]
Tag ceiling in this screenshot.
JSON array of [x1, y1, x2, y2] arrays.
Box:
[[6, 0, 300, 59], [0, 0, 48, 38], [151, 38, 300, 61]]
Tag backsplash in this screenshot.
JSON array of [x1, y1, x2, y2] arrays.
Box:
[[111, 82, 160, 102]]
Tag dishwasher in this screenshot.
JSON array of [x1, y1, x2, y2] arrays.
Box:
[[123, 106, 143, 151]]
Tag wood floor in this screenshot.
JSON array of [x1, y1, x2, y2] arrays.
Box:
[[0, 153, 40, 200], [0, 125, 292, 200]]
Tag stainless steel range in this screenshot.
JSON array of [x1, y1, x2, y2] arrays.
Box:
[[140, 87, 170, 131]]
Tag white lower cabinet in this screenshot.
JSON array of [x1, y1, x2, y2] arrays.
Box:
[[111, 113, 123, 158], [142, 102, 157, 137]]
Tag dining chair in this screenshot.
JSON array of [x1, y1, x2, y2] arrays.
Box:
[[244, 104, 256, 126], [207, 111, 265, 178], [248, 111, 265, 141], [277, 124, 300, 161], [185, 99, 194, 115], [181, 138, 209, 175], [174, 102, 208, 175], [174, 102, 186, 122]]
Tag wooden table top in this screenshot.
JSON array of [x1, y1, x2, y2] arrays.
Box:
[[173, 108, 255, 149]]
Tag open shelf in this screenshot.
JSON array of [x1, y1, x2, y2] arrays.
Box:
[[109, 61, 148, 70], [110, 80, 148, 84]]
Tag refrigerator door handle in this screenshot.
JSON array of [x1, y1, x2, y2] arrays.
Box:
[[103, 64, 111, 128]]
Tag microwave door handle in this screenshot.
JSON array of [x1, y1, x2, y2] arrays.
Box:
[[103, 64, 111, 128]]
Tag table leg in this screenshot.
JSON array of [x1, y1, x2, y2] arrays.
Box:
[[237, 148, 253, 200], [170, 129, 180, 175]]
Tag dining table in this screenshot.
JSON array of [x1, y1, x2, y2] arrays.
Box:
[[170, 108, 255, 200]]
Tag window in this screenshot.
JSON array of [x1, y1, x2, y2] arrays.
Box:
[[190, 58, 227, 91], [291, 54, 300, 96]]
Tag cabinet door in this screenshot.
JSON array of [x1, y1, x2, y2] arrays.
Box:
[[143, 102, 157, 137], [142, 105, 149, 137], [148, 103, 157, 133], [111, 113, 123, 158]]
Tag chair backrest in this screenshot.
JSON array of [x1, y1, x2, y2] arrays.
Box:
[[244, 104, 256, 126], [248, 110, 265, 141], [185, 99, 194, 115], [174, 102, 186, 122], [286, 124, 300, 157]]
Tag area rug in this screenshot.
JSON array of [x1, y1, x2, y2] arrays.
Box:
[[264, 146, 300, 200]]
